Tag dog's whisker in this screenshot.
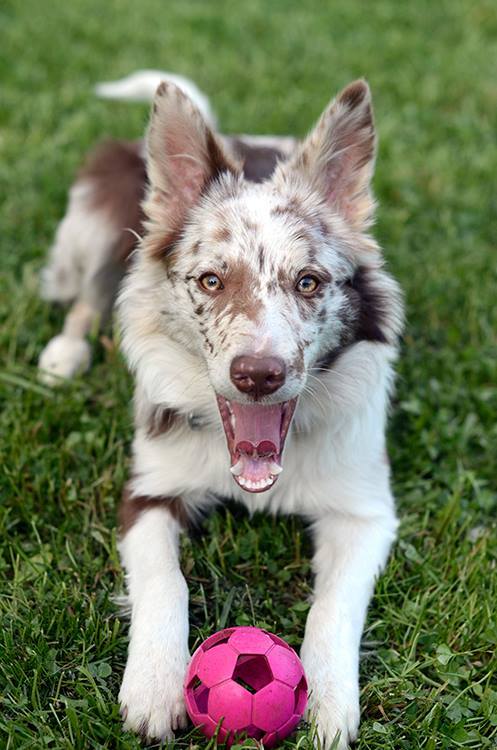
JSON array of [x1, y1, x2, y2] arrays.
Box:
[[124, 227, 143, 243], [307, 373, 332, 401], [301, 382, 328, 419]]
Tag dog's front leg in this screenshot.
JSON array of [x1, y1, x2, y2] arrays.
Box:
[[118, 495, 189, 741], [301, 509, 398, 749]]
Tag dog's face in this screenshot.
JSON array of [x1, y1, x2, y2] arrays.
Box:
[[136, 81, 400, 492]]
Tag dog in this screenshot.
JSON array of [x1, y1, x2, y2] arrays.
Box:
[[39, 71, 404, 748]]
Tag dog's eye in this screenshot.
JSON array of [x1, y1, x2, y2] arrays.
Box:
[[199, 273, 224, 292], [296, 274, 320, 295]]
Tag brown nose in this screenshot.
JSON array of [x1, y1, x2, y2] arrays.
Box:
[[230, 355, 286, 399]]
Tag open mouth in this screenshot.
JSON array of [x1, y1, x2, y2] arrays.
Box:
[[216, 396, 297, 493]]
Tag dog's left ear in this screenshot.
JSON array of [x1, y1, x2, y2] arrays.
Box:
[[144, 82, 239, 256], [282, 80, 376, 229]]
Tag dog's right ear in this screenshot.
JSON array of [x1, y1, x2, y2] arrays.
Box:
[[144, 82, 238, 258], [278, 80, 377, 230]]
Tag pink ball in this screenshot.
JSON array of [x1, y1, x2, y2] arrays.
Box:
[[184, 626, 307, 747]]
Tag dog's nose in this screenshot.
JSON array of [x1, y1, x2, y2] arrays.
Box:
[[230, 355, 286, 398]]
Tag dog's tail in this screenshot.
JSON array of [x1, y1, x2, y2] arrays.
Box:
[[95, 69, 217, 129]]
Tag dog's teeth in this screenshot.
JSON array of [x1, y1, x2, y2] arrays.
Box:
[[269, 462, 282, 475], [237, 474, 277, 491], [230, 459, 244, 476], [259, 477, 272, 489]]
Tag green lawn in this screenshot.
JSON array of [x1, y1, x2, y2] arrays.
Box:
[[1, 0, 497, 747]]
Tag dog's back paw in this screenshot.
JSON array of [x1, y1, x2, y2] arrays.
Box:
[[38, 335, 91, 385]]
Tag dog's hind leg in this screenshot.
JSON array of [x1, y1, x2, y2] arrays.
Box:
[[38, 200, 125, 385], [38, 260, 122, 385], [38, 140, 146, 384], [40, 200, 86, 305], [39, 303, 94, 385]]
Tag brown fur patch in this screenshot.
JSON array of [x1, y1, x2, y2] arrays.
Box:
[[79, 139, 147, 264], [271, 204, 294, 219], [270, 198, 323, 243], [344, 266, 390, 344], [339, 80, 368, 110], [198, 323, 215, 353], [277, 266, 288, 288], [257, 244, 265, 273], [242, 217, 258, 233], [318, 218, 330, 238], [294, 294, 320, 321], [211, 259, 261, 323], [147, 223, 185, 264], [271, 195, 308, 218], [146, 406, 182, 438], [316, 266, 390, 368], [266, 279, 278, 294], [292, 341, 305, 376], [211, 225, 232, 244], [226, 138, 287, 182], [206, 130, 241, 181], [119, 484, 188, 535]]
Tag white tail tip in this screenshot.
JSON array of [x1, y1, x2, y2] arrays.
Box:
[[95, 69, 217, 128]]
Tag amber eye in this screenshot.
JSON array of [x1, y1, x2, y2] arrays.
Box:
[[199, 273, 224, 292], [296, 274, 320, 295]]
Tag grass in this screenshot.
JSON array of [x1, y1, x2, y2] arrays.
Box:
[[1, 0, 496, 747]]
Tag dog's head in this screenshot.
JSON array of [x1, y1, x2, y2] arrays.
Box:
[[130, 81, 401, 493]]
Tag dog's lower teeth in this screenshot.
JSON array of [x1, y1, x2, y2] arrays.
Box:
[[236, 473, 278, 490]]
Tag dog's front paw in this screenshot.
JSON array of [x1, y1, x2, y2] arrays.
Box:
[[119, 646, 189, 741], [302, 650, 360, 749], [307, 690, 360, 749], [38, 335, 91, 385]]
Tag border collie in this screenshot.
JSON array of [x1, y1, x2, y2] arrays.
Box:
[[39, 71, 404, 748]]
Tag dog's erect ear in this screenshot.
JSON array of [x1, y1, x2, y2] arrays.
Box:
[[283, 80, 376, 229], [144, 82, 238, 256]]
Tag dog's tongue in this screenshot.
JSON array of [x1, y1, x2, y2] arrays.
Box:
[[230, 403, 283, 488], [231, 403, 282, 452]]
